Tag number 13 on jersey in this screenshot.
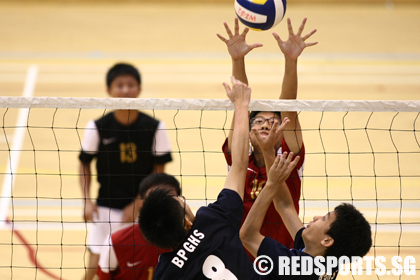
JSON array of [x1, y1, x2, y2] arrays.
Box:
[[120, 142, 137, 163]]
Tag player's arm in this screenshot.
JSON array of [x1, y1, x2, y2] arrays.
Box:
[[251, 116, 303, 239], [79, 162, 97, 221], [240, 151, 300, 257], [217, 18, 262, 152], [79, 120, 100, 222], [274, 18, 317, 153], [222, 76, 251, 200], [270, 155, 305, 240]]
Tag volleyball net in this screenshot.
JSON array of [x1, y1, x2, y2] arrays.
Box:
[[0, 97, 419, 279]]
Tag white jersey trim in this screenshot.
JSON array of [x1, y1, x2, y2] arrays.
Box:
[[98, 236, 118, 273], [153, 121, 171, 156], [80, 119, 171, 157], [81, 120, 100, 155]]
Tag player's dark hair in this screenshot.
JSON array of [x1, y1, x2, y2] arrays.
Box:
[[249, 111, 282, 129], [138, 173, 181, 199], [325, 203, 372, 259], [106, 63, 141, 87], [139, 187, 186, 250]]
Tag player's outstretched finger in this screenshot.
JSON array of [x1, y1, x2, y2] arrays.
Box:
[[276, 117, 290, 132], [223, 82, 231, 95], [287, 18, 294, 35], [273, 154, 281, 170], [272, 32, 283, 44], [234, 18, 240, 35], [289, 155, 300, 171], [217, 33, 228, 43], [282, 152, 294, 170], [241, 27, 249, 37], [250, 43, 264, 50], [297, 17, 307, 36], [230, 75, 239, 85], [302, 29, 317, 41], [224, 22, 233, 37], [278, 152, 288, 169], [272, 118, 281, 129]]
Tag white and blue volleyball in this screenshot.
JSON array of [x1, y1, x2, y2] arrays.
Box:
[[235, 0, 287, 31]]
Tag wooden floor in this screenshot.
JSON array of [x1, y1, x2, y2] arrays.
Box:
[[0, 1, 419, 279]]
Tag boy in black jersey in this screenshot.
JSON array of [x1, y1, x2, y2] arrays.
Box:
[[78, 63, 172, 280], [139, 76, 299, 280], [240, 125, 372, 279]]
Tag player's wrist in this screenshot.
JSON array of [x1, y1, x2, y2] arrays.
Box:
[[264, 181, 277, 191], [234, 103, 250, 112], [284, 56, 298, 64], [84, 198, 94, 205], [231, 56, 245, 65]]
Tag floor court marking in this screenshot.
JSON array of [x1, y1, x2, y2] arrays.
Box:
[[0, 65, 38, 229]]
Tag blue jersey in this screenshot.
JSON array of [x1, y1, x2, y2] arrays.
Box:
[[258, 229, 338, 280], [153, 189, 259, 280]]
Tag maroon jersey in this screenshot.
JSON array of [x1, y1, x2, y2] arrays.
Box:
[[97, 224, 169, 280], [222, 138, 305, 253]]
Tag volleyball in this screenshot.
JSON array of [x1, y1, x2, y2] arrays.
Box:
[[234, 0, 287, 31]]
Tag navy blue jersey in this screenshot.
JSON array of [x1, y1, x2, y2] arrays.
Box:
[[153, 189, 259, 280], [79, 112, 172, 209], [258, 229, 338, 280]]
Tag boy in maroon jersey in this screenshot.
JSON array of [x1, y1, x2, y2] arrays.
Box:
[[217, 17, 317, 253], [95, 173, 180, 280]]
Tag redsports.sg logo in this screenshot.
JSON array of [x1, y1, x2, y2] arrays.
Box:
[[254, 255, 416, 276]]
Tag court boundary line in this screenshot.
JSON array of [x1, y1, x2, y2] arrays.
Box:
[[0, 65, 38, 228], [5, 219, 63, 280]]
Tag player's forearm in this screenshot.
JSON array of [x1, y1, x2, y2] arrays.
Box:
[[240, 186, 275, 257], [225, 104, 250, 200], [280, 57, 303, 153], [227, 113, 235, 154], [273, 182, 295, 212], [232, 57, 249, 85], [228, 57, 248, 154], [231, 105, 249, 169], [242, 186, 275, 232], [273, 182, 303, 239], [79, 163, 92, 200], [262, 147, 276, 171], [279, 58, 298, 100]]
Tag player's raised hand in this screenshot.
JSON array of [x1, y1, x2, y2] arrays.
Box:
[[267, 152, 300, 186], [272, 18, 317, 60], [251, 117, 289, 152], [223, 76, 251, 107], [217, 18, 263, 60]]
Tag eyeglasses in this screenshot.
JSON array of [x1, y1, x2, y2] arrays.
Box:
[[250, 116, 281, 127]]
